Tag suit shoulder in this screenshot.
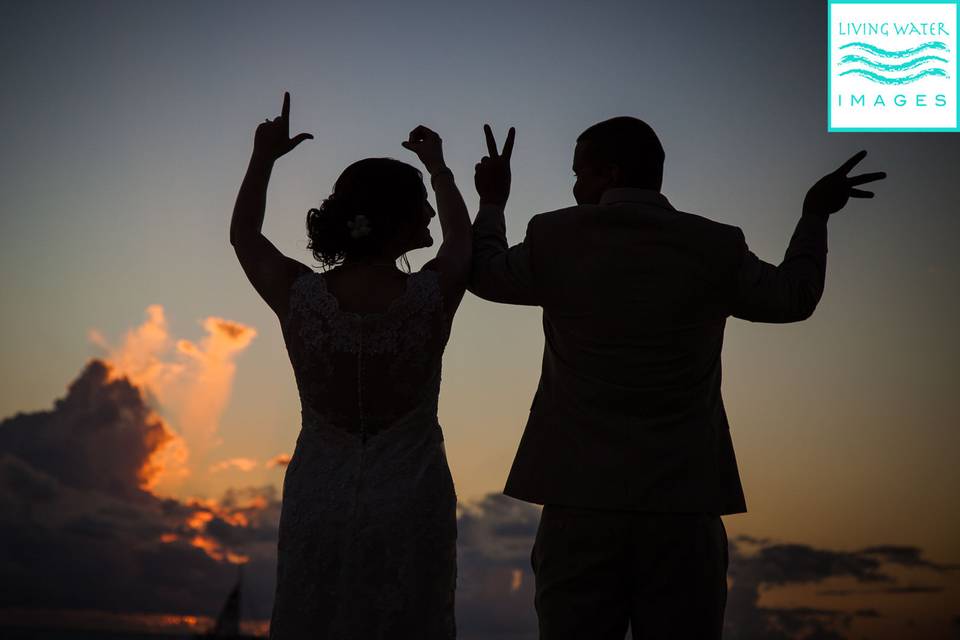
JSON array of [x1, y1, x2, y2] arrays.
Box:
[[673, 209, 744, 243], [525, 205, 583, 234]]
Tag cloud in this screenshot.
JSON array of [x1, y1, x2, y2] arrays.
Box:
[[1, 314, 956, 638], [881, 585, 945, 594], [723, 537, 957, 639], [89, 305, 257, 494], [449, 498, 956, 640], [173, 315, 257, 455], [454, 493, 542, 638], [858, 545, 960, 572], [0, 356, 279, 620], [264, 454, 291, 469], [209, 458, 260, 473], [0, 359, 183, 502]]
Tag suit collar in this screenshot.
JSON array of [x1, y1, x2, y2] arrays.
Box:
[[598, 188, 674, 210]]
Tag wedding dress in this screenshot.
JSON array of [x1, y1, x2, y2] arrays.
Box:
[[269, 267, 458, 639]]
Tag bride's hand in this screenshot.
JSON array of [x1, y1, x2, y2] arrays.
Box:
[[253, 91, 314, 161], [401, 125, 446, 175]]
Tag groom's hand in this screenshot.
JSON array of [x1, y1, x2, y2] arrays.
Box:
[[475, 124, 516, 207], [803, 149, 887, 219]]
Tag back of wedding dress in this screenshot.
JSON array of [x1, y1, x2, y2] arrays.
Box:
[[283, 267, 452, 437], [269, 267, 458, 640]]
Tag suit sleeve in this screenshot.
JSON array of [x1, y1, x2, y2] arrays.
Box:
[[467, 203, 540, 306], [730, 212, 828, 323]]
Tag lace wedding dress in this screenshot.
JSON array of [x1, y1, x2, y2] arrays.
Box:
[[269, 267, 458, 639]]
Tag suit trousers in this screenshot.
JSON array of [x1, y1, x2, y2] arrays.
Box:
[[531, 504, 728, 640]]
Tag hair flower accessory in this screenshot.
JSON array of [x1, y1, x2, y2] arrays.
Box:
[[346, 213, 372, 238]]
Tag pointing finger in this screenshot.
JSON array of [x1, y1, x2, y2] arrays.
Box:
[[282, 91, 290, 122], [484, 124, 499, 158], [850, 188, 874, 198]]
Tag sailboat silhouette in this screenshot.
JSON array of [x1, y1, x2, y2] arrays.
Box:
[[194, 565, 261, 639]]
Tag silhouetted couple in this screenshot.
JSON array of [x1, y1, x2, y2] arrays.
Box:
[[230, 91, 886, 639]]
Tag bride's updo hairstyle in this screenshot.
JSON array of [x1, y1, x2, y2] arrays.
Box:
[[306, 158, 427, 269]]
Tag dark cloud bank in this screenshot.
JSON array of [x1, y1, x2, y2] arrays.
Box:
[[1, 359, 957, 639]]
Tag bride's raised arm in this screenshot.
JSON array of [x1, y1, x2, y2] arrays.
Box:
[[401, 125, 472, 315], [230, 91, 314, 320]]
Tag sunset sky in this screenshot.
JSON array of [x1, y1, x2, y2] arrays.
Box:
[[1, 1, 958, 638]]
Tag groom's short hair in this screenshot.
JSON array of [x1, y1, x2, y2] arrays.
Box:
[[577, 117, 664, 190]]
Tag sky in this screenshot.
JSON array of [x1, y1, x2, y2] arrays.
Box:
[[1, 0, 959, 638]]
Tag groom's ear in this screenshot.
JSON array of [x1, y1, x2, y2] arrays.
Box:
[[608, 164, 622, 188]]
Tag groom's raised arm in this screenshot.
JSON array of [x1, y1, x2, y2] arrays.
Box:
[[468, 202, 540, 305], [468, 124, 541, 306], [729, 149, 886, 323], [729, 211, 827, 323]]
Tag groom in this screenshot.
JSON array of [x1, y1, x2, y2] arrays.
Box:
[[468, 117, 885, 639]]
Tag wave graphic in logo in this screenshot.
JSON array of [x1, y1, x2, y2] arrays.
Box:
[[838, 67, 950, 84], [839, 40, 949, 58], [839, 54, 949, 72], [837, 40, 951, 85]]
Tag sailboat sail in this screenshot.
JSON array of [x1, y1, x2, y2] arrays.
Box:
[[211, 566, 242, 637]]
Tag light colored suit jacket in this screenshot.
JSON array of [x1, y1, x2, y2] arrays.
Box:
[[468, 188, 828, 515]]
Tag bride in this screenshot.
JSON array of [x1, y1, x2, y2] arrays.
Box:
[[230, 92, 471, 638]]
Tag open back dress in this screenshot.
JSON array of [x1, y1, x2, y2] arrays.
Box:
[[269, 267, 457, 639]]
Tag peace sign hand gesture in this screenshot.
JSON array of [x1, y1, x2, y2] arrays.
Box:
[[475, 124, 516, 206], [803, 150, 887, 218], [253, 91, 314, 161]]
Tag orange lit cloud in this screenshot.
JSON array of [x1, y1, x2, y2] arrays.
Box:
[[174, 315, 257, 453], [152, 488, 277, 564], [510, 568, 523, 592], [89, 305, 257, 497], [135, 394, 190, 493], [188, 534, 250, 565], [0, 356, 283, 620], [265, 453, 291, 469], [209, 457, 260, 474], [76, 307, 272, 566]]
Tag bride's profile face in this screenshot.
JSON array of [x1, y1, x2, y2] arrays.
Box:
[[406, 198, 435, 250]]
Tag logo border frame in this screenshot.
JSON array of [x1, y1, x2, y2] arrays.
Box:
[[828, 0, 960, 132]]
